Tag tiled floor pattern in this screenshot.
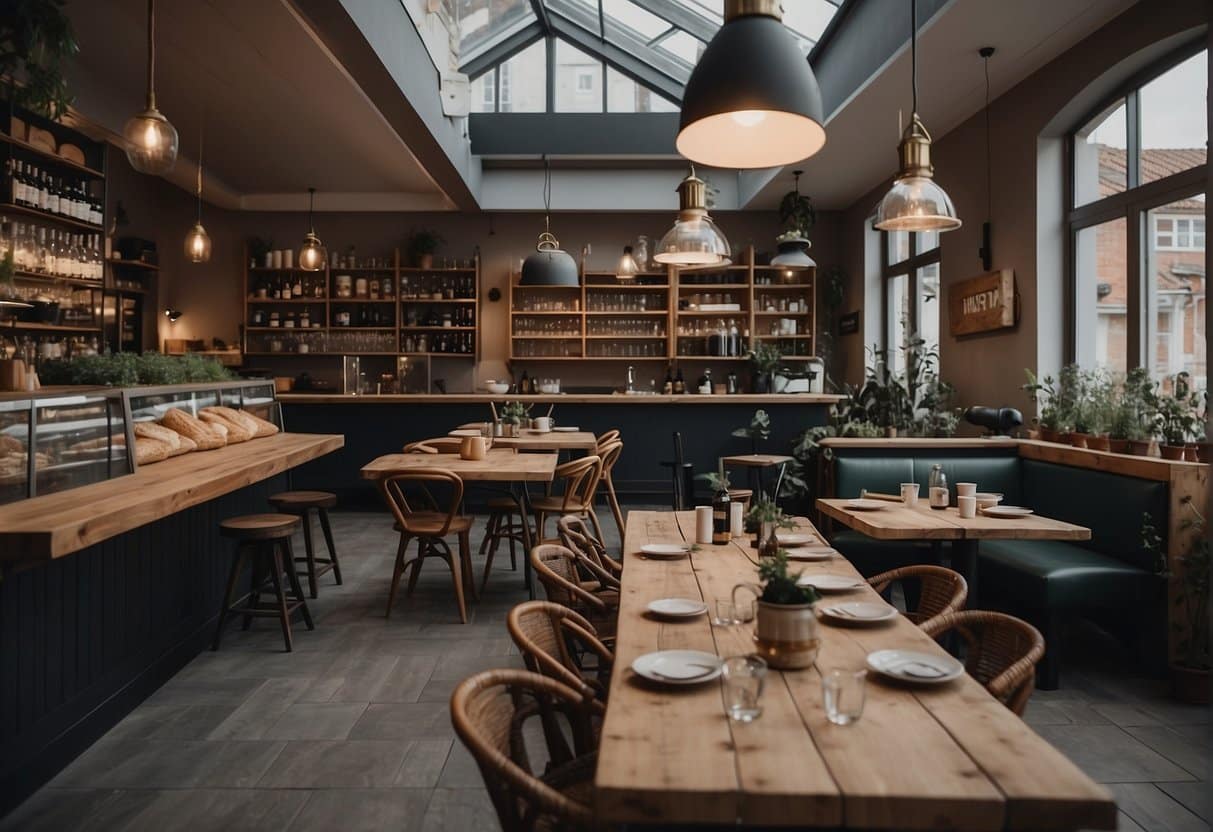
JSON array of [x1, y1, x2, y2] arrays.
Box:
[[3, 510, 1208, 831]]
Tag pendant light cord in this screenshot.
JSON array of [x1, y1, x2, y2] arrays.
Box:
[[146, 0, 156, 109], [195, 123, 203, 221], [543, 155, 551, 234], [307, 187, 316, 234], [910, 0, 917, 117], [983, 49, 992, 222]]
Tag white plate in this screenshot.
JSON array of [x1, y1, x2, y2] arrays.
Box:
[[866, 649, 965, 684], [632, 650, 723, 685], [553, 426, 579, 432], [796, 574, 865, 592], [647, 598, 708, 618], [775, 532, 816, 546], [819, 602, 898, 625], [448, 429, 481, 437], [785, 546, 836, 561], [640, 543, 690, 559], [981, 505, 1034, 518], [526, 428, 552, 434], [845, 499, 887, 511]]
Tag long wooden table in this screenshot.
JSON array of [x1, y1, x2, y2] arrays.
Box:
[[491, 429, 598, 452], [594, 510, 1116, 830]]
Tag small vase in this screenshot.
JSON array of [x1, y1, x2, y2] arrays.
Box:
[[1195, 442, 1213, 464], [757, 521, 779, 559], [754, 373, 771, 395]]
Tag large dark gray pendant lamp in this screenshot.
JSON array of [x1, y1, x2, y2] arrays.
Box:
[[654, 167, 731, 266], [873, 0, 961, 232], [677, 0, 826, 169], [520, 157, 579, 286]]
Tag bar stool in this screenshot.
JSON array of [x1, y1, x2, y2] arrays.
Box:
[[659, 432, 694, 510], [268, 490, 342, 599], [213, 513, 314, 652]]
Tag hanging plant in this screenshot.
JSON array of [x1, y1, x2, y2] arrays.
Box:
[[778, 170, 816, 237], [1, 0, 78, 120]]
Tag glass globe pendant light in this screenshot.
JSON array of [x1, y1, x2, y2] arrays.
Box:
[[298, 187, 327, 272], [873, 0, 961, 233], [520, 157, 579, 286], [677, 0, 825, 169], [183, 127, 211, 263], [615, 246, 639, 284], [123, 0, 179, 175], [653, 168, 731, 267]]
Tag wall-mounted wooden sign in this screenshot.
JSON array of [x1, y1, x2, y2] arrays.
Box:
[[838, 311, 859, 336], [948, 269, 1016, 336]]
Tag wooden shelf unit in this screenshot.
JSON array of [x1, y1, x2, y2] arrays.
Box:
[[508, 246, 817, 364]]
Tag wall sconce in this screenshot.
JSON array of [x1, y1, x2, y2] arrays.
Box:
[[164, 308, 183, 322]]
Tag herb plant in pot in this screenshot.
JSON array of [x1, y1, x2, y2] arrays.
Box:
[[1111, 368, 1156, 455], [1155, 372, 1199, 461], [748, 342, 782, 394], [732, 548, 821, 670], [732, 409, 771, 455], [1076, 369, 1113, 451], [406, 229, 444, 269], [1023, 369, 1059, 442], [499, 400, 528, 438]]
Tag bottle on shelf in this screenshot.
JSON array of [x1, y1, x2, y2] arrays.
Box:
[[673, 368, 686, 395]]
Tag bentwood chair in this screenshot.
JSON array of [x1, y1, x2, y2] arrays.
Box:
[[507, 601, 614, 707], [379, 469, 477, 624], [531, 544, 618, 638], [402, 437, 462, 454], [557, 515, 622, 584], [451, 669, 599, 832], [921, 610, 1046, 716], [593, 438, 625, 545], [867, 564, 968, 632], [530, 455, 604, 545]]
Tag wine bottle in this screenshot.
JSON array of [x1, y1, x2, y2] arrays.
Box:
[[712, 474, 732, 545]]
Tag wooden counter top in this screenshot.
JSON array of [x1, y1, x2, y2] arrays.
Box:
[[0, 432, 344, 562], [278, 393, 844, 405]]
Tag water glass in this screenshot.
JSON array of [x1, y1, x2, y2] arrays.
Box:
[[712, 600, 736, 627], [722, 656, 767, 722], [822, 669, 867, 725]]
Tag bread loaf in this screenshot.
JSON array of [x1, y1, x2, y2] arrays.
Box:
[[202, 406, 259, 436], [245, 411, 280, 437], [0, 435, 22, 455], [134, 421, 183, 450], [199, 411, 252, 442], [135, 437, 171, 465], [162, 408, 226, 450]]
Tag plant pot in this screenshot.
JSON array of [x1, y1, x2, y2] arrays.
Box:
[[1169, 662, 1210, 705], [417, 253, 434, 269], [1183, 444, 1200, 463], [1039, 427, 1059, 443], [1160, 444, 1188, 461], [732, 588, 820, 670], [885, 427, 898, 438], [1127, 439, 1152, 456], [1056, 431, 1073, 445], [753, 373, 771, 394], [1069, 432, 1089, 449], [1108, 438, 1130, 455], [501, 422, 518, 438], [1195, 442, 1213, 464], [1027, 429, 1041, 440], [1086, 434, 1111, 452]]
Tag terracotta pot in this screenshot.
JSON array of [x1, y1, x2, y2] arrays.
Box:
[[1056, 431, 1073, 445], [733, 586, 820, 670], [1170, 662, 1210, 705], [1108, 438, 1130, 455], [1127, 439, 1152, 456], [1039, 427, 1058, 443], [1160, 444, 1188, 461], [1183, 444, 1200, 463], [417, 253, 434, 269], [885, 427, 898, 438], [1085, 435, 1111, 452], [1195, 442, 1213, 464], [1027, 429, 1041, 440], [1069, 432, 1089, 449]]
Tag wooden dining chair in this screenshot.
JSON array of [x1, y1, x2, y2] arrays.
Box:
[[596, 429, 620, 446], [402, 437, 462, 454], [557, 514, 622, 584], [507, 601, 614, 707], [531, 544, 618, 638], [921, 610, 1046, 716], [867, 564, 968, 631], [530, 455, 605, 544], [379, 469, 477, 623], [594, 438, 625, 546], [479, 493, 528, 592], [451, 668, 599, 832]]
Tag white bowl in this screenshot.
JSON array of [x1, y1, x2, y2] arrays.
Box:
[[486, 383, 509, 395], [975, 492, 1003, 509]]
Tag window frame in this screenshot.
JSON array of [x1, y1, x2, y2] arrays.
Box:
[[1153, 214, 1205, 251], [879, 227, 942, 371], [1064, 40, 1207, 370]]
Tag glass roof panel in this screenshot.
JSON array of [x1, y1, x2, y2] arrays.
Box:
[[457, 0, 535, 63], [655, 30, 703, 64], [603, 0, 671, 41]]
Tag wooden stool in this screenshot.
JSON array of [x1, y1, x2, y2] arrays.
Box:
[[479, 495, 527, 592], [213, 514, 315, 652], [268, 490, 342, 599], [727, 488, 753, 514]]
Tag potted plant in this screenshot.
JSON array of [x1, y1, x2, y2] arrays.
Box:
[[499, 400, 528, 437], [732, 409, 771, 455], [1190, 392, 1209, 463], [1053, 364, 1082, 446], [1, 0, 78, 121], [406, 228, 444, 269], [748, 342, 783, 394], [1075, 369, 1113, 451], [1109, 368, 1155, 455], [1155, 372, 1199, 461], [732, 548, 821, 670], [1023, 369, 1059, 441]]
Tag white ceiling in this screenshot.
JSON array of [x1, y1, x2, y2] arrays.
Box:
[[65, 0, 454, 210]]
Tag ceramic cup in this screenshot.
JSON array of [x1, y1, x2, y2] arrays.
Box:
[[957, 495, 977, 519], [900, 482, 920, 507], [956, 482, 977, 499], [695, 506, 714, 544], [533, 416, 552, 432], [730, 501, 745, 538], [459, 436, 487, 461]]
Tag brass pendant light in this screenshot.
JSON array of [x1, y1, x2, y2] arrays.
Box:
[[615, 246, 639, 283], [873, 0, 961, 233], [184, 125, 211, 263], [123, 0, 179, 175], [654, 168, 731, 266], [298, 187, 327, 272], [677, 0, 826, 169], [520, 157, 579, 286]]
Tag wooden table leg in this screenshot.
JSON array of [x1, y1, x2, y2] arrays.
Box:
[[514, 480, 536, 600], [952, 539, 979, 606]]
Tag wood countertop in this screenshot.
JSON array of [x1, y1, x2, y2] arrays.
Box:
[[0, 432, 344, 562], [278, 393, 844, 405]]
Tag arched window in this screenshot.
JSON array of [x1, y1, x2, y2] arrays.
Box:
[[1068, 43, 1207, 391]]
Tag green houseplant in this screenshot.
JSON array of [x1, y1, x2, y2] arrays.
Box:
[[748, 342, 783, 394], [1154, 372, 1200, 460], [732, 409, 771, 454], [1023, 369, 1060, 440], [406, 229, 444, 269], [733, 547, 821, 670], [1, 0, 78, 120], [1073, 368, 1114, 450], [1109, 368, 1155, 454]]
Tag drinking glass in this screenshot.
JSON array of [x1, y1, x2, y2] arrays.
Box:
[[822, 669, 867, 725], [722, 656, 767, 723], [712, 600, 736, 627]]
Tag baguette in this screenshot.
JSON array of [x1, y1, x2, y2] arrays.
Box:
[[134, 421, 183, 451], [135, 437, 171, 465], [245, 411, 280, 437], [201, 406, 260, 436], [199, 411, 253, 443], [0, 435, 22, 455], [162, 408, 226, 450]]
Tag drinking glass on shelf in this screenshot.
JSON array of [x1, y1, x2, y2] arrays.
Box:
[[722, 656, 767, 723], [822, 669, 867, 726]]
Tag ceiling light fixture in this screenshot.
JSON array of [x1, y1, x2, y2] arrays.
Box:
[[520, 157, 579, 286], [654, 167, 731, 267], [184, 124, 211, 263], [771, 170, 816, 271], [616, 246, 639, 284], [874, 0, 961, 233], [123, 0, 178, 175], [677, 0, 825, 169], [298, 187, 327, 272], [163, 308, 183, 322], [978, 46, 995, 269]]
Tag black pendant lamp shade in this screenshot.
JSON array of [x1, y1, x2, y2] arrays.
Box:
[[521, 158, 579, 287], [677, 0, 826, 170]]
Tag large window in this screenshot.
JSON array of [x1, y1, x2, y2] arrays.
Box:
[[880, 228, 942, 376], [1068, 45, 1207, 390]]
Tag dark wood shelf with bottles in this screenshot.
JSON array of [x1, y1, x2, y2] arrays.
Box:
[[0, 202, 103, 233], [107, 258, 160, 271], [2, 320, 99, 333], [0, 132, 106, 178]]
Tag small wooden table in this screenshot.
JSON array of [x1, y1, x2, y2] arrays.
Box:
[[816, 498, 1091, 600], [722, 452, 794, 498], [594, 510, 1116, 830], [492, 429, 598, 452]]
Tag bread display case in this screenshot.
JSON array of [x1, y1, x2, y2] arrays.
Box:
[[0, 380, 281, 505]]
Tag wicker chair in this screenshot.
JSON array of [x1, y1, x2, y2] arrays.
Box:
[[921, 610, 1046, 716], [530, 455, 605, 545], [507, 601, 614, 706], [531, 544, 618, 639], [451, 669, 599, 832], [867, 564, 968, 631], [557, 515, 622, 585], [594, 436, 625, 544]]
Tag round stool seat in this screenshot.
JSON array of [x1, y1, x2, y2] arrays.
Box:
[[728, 488, 754, 500], [220, 513, 300, 541], [269, 490, 337, 511]]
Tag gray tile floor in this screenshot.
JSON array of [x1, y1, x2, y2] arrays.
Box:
[[3, 510, 1209, 831]]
